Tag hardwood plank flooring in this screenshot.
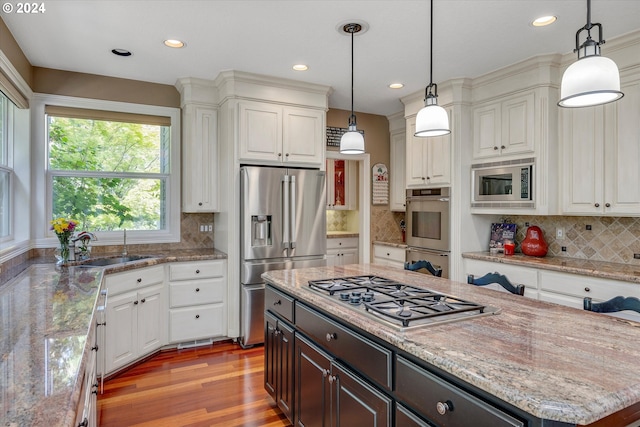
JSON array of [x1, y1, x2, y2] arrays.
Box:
[[98, 341, 292, 427]]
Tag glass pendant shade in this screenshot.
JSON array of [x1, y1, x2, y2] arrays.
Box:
[[340, 124, 365, 154], [559, 55, 623, 107], [415, 96, 450, 137]]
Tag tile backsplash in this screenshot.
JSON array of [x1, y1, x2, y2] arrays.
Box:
[[371, 206, 405, 244], [508, 215, 640, 265]]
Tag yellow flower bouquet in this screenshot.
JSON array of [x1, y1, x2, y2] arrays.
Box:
[[50, 217, 77, 264]]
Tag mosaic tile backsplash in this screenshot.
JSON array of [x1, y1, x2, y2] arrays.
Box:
[[328, 207, 405, 245], [507, 215, 640, 265]]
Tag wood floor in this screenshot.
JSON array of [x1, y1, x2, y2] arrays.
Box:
[[97, 341, 292, 427]]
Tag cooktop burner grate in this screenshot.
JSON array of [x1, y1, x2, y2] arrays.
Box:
[[308, 275, 495, 328]]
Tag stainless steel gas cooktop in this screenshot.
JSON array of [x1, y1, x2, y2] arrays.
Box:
[[308, 275, 500, 330]]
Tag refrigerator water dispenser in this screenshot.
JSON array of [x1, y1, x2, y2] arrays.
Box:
[[251, 215, 272, 247]]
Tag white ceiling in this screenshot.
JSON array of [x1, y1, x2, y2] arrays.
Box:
[[4, 0, 640, 116]]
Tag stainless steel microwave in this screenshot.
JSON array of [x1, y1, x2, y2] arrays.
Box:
[[471, 159, 534, 207]]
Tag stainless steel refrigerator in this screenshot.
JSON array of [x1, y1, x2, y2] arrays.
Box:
[[240, 166, 327, 348]]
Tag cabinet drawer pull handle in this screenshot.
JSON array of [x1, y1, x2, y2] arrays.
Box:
[[328, 375, 337, 384], [198, 202, 203, 206], [605, 203, 611, 208], [595, 203, 600, 207], [274, 300, 282, 306], [195, 314, 200, 319], [436, 400, 453, 415], [274, 329, 280, 336], [285, 153, 290, 157], [501, 145, 506, 149], [141, 298, 146, 303], [195, 288, 200, 292], [195, 269, 200, 274], [91, 345, 99, 352], [493, 146, 498, 150], [137, 278, 142, 283], [326, 332, 337, 342], [134, 300, 139, 305], [387, 253, 390, 256], [78, 418, 89, 427], [278, 153, 282, 157], [584, 287, 591, 292], [322, 369, 329, 377]]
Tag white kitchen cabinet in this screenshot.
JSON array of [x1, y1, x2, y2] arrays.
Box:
[[168, 260, 227, 343], [472, 92, 534, 160], [74, 309, 99, 427], [326, 158, 357, 210], [390, 128, 406, 211], [405, 114, 451, 188], [181, 104, 218, 212], [539, 270, 640, 322], [372, 243, 405, 269], [561, 79, 640, 216], [327, 237, 359, 266], [238, 100, 324, 166], [103, 266, 166, 375], [464, 258, 539, 300]]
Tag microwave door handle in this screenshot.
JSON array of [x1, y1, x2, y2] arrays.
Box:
[[282, 176, 290, 250], [289, 175, 296, 249]]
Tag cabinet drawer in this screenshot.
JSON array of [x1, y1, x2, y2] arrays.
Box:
[[169, 305, 225, 342], [103, 265, 164, 296], [169, 276, 226, 308], [295, 302, 392, 390], [169, 260, 225, 281], [373, 245, 405, 263], [539, 270, 640, 301], [265, 285, 295, 323], [396, 356, 523, 427], [326, 237, 358, 250]]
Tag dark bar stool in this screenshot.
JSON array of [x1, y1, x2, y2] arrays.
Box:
[[467, 272, 525, 296], [584, 296, 640, 315], [404, 260, 443, 277]]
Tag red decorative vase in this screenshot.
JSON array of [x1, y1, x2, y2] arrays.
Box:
[[521, 226, 548, 257]]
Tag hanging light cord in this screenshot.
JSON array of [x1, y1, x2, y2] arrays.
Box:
[[349, 25, 356, 126], [429, 0, 433, 87]]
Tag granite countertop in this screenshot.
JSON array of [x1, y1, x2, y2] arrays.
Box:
[[327, 231, 359, 238], [262, 264, 640, 425], [463, 251, 640, 284], [0, 248, 226, 427], [372, 240, 407, 248]]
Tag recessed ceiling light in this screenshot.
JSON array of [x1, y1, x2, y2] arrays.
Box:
[[111, 48, 132, 57], [389, 83, 404, 89], [532, 15, 557, 27], [164, 39, 185, 48], [293, 64, 308, 71]]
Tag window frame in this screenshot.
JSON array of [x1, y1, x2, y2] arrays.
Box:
[[33, 94, 181, 247], [0, 93, 15, 243]]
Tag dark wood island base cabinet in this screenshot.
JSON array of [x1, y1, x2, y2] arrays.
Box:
[[263, 280, 640, 427]]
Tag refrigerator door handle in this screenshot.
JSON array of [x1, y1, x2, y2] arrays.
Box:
[[282, 175, 290, 250], [289, 175, 296, 249]]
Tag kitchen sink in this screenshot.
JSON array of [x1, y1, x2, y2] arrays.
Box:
[[78, 255, 153, 267]]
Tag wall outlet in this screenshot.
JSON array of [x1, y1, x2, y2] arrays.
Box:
[[561, 246, 567, 252], [556, 227, 565, 240], [634, 253, 640, 260], [586, 224, 592, 230]]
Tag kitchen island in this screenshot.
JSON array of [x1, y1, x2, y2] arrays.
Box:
[[262, 263, 640, 427]]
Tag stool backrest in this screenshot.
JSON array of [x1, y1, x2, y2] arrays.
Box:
[[404, 260, 443, 277], [467, 272, 525, 296]]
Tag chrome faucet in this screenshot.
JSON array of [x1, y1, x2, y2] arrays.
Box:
[[122, 229, 128, 256]]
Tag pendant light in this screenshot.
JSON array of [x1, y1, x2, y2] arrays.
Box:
[[414, 0, 450, 138], [340, 23, 365, 154], [558, 0, 623, 107]]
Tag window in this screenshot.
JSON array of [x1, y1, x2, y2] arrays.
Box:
[[0, 93, 14, 241], [46, 107, 172, 233]]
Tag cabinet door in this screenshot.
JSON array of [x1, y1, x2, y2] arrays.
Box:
[[238, 101, 282, 163], [182, 104, 218, 212], [326, 250, 338, 267], [341, 249, 358, 265], [501, 93, 534, 155], [473, 102, 501, 159], [277, 320, 295, 422], [405, 119, 428, 188], [137, 284, 165, 356], [332, 361, 392, 427], [605, 80, 640, 214], [283, 107, 323, 166], [105, 291, 137, 374], [390, 130, 406, 211], [295, 335, 331, 427], [425, 131, 451, 186], [264, 311, 278, 400], [561, 106, 605, 214]]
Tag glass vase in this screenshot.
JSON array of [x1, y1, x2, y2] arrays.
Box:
[[55, 241, 70, 265]]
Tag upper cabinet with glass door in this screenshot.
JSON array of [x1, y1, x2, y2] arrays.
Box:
[[326, 159, 357, 210]]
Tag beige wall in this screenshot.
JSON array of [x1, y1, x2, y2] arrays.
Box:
[[0, 17, 32, 87]]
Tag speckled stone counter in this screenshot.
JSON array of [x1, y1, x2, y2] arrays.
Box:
[[372, 240, 407, 249], [0, 248, 226, 427], [327, 231, 359, 238], [463, 251, 640, 284], [262, 264, 640, 425]]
